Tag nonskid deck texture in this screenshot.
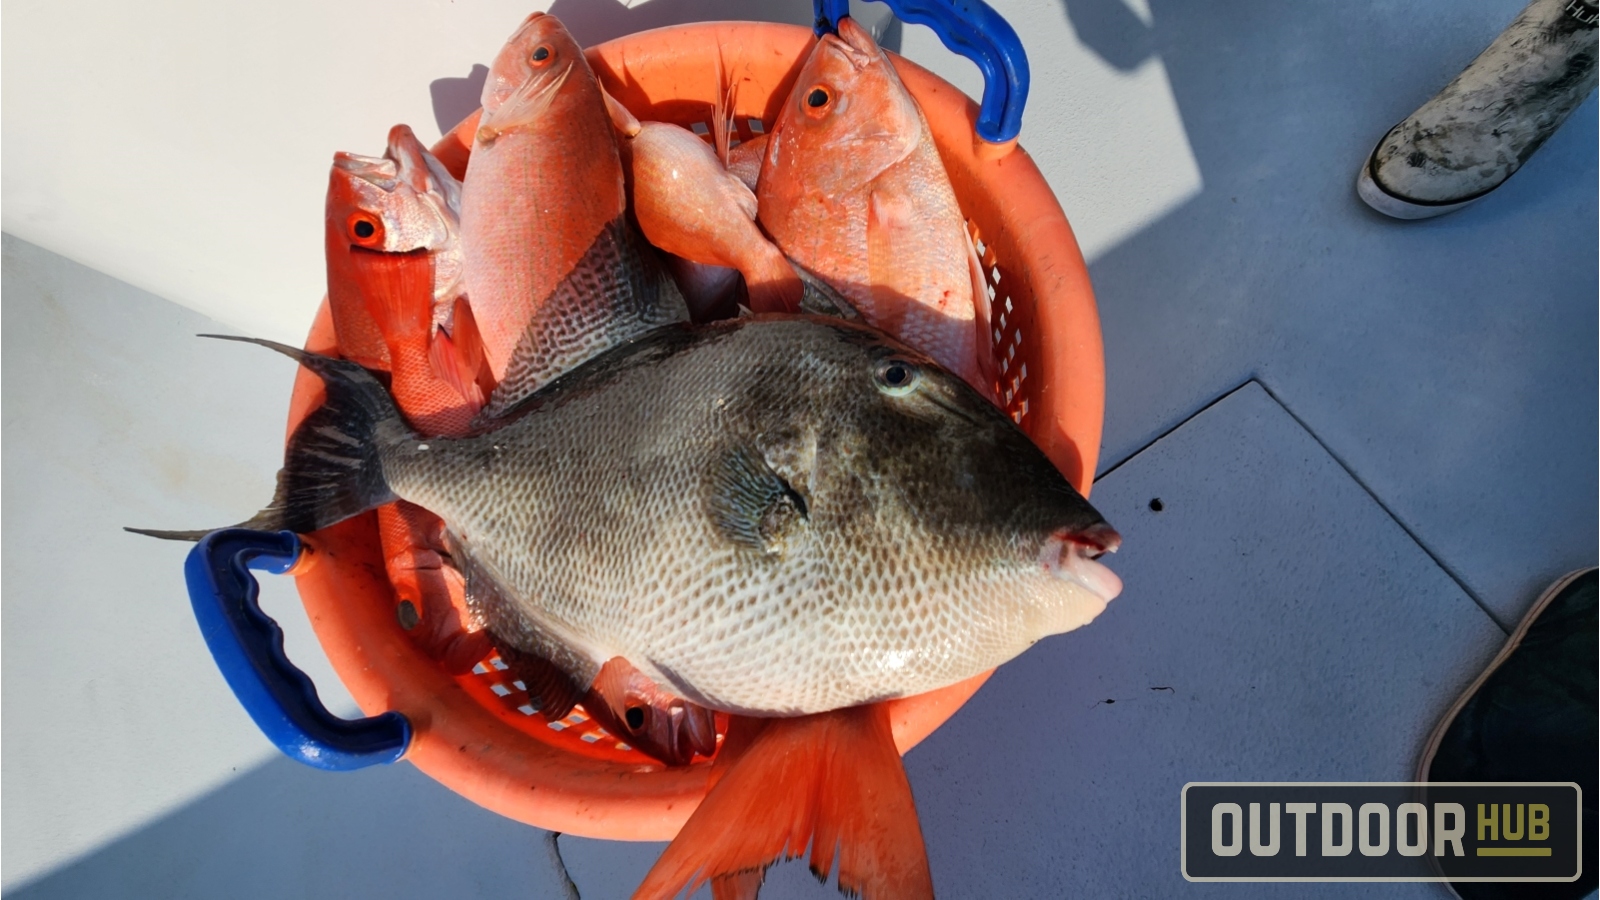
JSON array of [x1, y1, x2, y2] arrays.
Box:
[[3, 0, 1595, 895]]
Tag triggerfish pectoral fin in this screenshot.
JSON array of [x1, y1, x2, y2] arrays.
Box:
[[633, 703, 933, 900]]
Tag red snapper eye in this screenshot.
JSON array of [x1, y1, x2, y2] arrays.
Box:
[[530, 45, 552, 65], [803, 85, 833, 117], [348, 213, 383, 247]]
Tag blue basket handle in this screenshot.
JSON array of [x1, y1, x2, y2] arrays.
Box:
[[184, 528, 411, 771], [814, 0, 1030, 144]]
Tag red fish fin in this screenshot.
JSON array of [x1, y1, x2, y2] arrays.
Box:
[[632, 704, 932, 900], [808, 707, 932, 898], [489, 636, 584, 721], [965, 226, 997, 400], [866, 190, 916, 333], [712, 49, 735, 166], [726, 135, 767, 193], [376, 502, 490, 674], [710, 870, 764, 900], [601, 83, 642, 138], [433, 564, 492, 672], [723, 170, 759, 221], [349, 249, 435, 358], [742, 245, 803, 315], [480, 64, 572, 141], [429, 328, 486, 412], [449, 296, 499, 399]]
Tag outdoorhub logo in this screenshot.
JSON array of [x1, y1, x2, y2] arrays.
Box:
[[1182, 783, 1582, 882]]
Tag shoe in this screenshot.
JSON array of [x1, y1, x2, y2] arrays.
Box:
[[1418, 568, 1598, 900], [1358, 0, 1599, 219]]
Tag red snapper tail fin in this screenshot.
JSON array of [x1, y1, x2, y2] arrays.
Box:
[[633, 703, 932, 900]]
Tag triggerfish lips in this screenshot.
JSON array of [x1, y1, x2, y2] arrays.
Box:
[[1041, 524, 1124, 605]]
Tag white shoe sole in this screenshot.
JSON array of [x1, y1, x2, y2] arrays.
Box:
[[1356, 141, 1485, 220]]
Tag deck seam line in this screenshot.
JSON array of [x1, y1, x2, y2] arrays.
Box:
[[1093, 376, 1508, 634]]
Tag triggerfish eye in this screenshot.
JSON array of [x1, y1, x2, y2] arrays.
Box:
[[875, 358, 920, 395]]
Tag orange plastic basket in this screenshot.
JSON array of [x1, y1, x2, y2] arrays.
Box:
[[284, 21, 1103, 842]]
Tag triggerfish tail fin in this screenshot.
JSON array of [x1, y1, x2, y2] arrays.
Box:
[[632, 703, 933, 900], [128, 335, 408, 541]]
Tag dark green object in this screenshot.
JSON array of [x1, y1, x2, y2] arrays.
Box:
[[1423, 569, 1598, 900]]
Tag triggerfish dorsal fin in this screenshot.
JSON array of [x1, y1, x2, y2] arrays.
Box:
[[480, 216, 688, 418]]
